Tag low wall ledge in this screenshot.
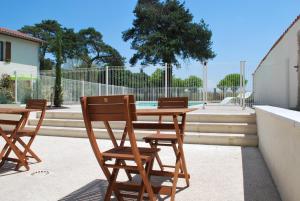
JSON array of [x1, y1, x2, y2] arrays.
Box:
[[254, 105, 300, 128]]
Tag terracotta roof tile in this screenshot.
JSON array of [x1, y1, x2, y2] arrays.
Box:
[[0, 27, 44, 44], [254, 15, 300, 74]]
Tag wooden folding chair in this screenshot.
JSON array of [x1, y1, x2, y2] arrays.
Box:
[[143, 97, 188, 172], [0, 99, 47, 170], [81, 95, 159, 201]]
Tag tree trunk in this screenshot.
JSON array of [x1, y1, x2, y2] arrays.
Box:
[[54, 61, 63, 107], [167, 63, 172, 97], [87, 61, 92, 68], [54, 31, 63, 107], [297, 31, 300, 110]]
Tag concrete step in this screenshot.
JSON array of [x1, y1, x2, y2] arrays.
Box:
[[29, 119, 257, 134], [32, 126, 258, 147], [38, 111, 256, 123]]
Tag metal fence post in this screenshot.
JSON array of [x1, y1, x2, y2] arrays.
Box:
[[202, 62, 207, 109], [14, 71, 18, 103], [165, 63, 168, 97], [30, 74, 33, 98], [81, 80, 85, 97], [98, 83, 101, 95], [106, 66, 109, 95], [240, 62, 242, 107], [240, 61, 246, 110]]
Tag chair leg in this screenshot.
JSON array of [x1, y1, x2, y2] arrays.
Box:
[[172, 143, 183, 173], [0, 142, 10, 167], [104, 168, 120, 201], [137, 170, 146, 200], [171, 152, 181, 201], [0, 138, 16, 167], [104, 160, 124, 201], [0, 136, 29, 171], [150, 141, 164, 171], [138, 165, 156, 201], [137, 159, 154, 201], [0, 141, 10, 159], [18, 137, 41, 162], [14, 137, 41, 171]]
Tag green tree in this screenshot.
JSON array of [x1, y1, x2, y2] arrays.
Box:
[[123, 0, 215, 94], [172, 77, 185, 87], [77, 28, 125, 68], [149, 69, 164, 87], [20, 21, 79, 70], [53, 30, 63, 107], [217, 73, 248, 93], [184, 76, 202, 87], [20, 20, 61, 70]]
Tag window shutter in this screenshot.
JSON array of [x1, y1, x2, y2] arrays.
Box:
[[5, 41, 11, 62]]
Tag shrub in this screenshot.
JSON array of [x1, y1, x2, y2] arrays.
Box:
[[0, 89, 14, 104], [0, 74, 14, 103]]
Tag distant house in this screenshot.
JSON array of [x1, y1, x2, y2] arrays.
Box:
[[253, 15, 300, 108], [0, 27, 44, 78]]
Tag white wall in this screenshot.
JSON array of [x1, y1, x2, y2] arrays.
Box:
[[255, 106, 300, 201], [253, 19, 300, 108], [0, 34, 39, 78]]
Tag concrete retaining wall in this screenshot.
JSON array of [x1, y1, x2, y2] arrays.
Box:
[[255, 106, 300, 201]]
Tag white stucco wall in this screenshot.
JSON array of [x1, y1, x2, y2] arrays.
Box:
[[253, 19, 300, 108], [0, 34, 39, 78], [255, 106, 300, 201]]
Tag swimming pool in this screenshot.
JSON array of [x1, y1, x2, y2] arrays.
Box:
[[136, 101, 203, 108]]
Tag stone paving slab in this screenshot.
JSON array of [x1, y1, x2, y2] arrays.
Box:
[[0, 136, 280, 201]]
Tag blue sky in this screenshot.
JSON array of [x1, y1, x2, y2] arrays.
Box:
[[1, 0, 299, 89]]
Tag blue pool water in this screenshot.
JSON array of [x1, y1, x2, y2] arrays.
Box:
[[136, 101, 203, 108]]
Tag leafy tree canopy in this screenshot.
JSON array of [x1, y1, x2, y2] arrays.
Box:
[[20, 20, 61, 70], [77, 27, 125, 67], [217, 73, 248, 92], [123, 0, 215, 66], [20, 21, 125, 70]]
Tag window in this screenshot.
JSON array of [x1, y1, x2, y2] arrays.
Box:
[[0, 41, 3, 61], [5, 41, 11, 62]]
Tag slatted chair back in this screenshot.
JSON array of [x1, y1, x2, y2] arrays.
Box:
[[84, 95, 137, 122], [23, 99, 47, 132], [158, 97, 188, 109], [80, 95, 141, 175]]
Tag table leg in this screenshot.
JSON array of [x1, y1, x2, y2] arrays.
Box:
[[173, 115, 189, 186]]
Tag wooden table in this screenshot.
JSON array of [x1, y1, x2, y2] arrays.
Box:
[[0, 108, 38, 171], [135, 108, 197, 199]]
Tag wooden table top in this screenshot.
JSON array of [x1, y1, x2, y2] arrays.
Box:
[[0, 108, 39, 114], [136, 108, 197, 116]]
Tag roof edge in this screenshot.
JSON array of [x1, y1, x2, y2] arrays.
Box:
[[254, 15, 300, 74], [0, 27, 45, 44]]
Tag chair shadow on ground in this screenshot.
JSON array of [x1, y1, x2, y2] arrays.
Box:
[[0, 162, 25, 177], [59, 179, 111, 201], [241, 147, 282, 201], [131, 174, 188, 201], [59, 173, 187, 201]]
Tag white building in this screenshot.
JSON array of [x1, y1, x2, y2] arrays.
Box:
[[0, 27, 43, 78], [253, 15, 300, 109]]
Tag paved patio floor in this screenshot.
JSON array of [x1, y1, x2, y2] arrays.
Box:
[[0, 136, 280, 201]]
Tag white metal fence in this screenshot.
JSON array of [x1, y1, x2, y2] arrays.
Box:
[[32, 76, 203, 104], [0, 63, 255, 108]]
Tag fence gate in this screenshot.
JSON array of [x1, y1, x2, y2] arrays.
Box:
[[201, 61, 253, 108]]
